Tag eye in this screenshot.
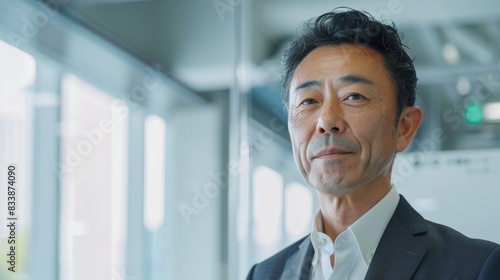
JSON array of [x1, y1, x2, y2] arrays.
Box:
[[346, 93, 365, 101], [300, 98, 318, 106]]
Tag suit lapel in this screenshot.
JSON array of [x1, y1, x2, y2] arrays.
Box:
[[365, 195, 429, 280], [280, 236, 315, 280]]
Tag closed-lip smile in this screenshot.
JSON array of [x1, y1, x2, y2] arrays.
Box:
[[314, 148, 351, 159]]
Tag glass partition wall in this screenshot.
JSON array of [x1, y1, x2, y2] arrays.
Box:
[[0, 1, 220, 280]]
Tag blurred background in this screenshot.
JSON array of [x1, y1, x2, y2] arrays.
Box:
[[0, 0, 499, 279]]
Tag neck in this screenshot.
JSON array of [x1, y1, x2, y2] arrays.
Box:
[[317, 179, 392, 241]]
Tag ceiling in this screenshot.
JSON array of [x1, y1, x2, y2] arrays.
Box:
[[61, 0, 500, 150]]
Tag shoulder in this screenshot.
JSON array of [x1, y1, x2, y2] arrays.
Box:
[[246, 235, 310, 280], [389, 196, 499, 275], [478, 246, 500, 279], [416, 220, 500, 277], [424, 220, 499, 256], [373, 197, 500, 278], [395, 195, 499, 253]]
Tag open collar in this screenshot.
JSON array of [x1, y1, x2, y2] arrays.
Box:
[[365, 195, 429, 279]]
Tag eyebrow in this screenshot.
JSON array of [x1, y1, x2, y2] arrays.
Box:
[[293, 74, 375, 92], [294, 80, 321, 92], [337, 74, 375, 86]]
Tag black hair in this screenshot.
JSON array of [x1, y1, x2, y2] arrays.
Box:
[[282, 8, 417, 121]]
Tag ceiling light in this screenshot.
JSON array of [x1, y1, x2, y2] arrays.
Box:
[[456, 76, 471, 95], [483, 102, 500, 123], [442, 42, 460, 65]]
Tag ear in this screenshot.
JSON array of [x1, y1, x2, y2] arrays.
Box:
[[396, 106, 423, 153]]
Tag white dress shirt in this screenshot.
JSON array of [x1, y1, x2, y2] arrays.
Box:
[[309, 186, 400, 280]]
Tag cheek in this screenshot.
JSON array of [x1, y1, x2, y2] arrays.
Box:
[[363, 116, 397, 162], [291, 131, 308, 160], [289, 120, 312, 169], [356, 115, 393, 157]]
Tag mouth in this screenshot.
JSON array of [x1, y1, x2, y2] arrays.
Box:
[[314, 148, 352, 159]]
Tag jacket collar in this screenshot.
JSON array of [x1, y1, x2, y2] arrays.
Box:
[[280, 236, 315, 280], [365, 195, 429, 279]]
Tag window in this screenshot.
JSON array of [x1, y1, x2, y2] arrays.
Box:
[[252, 166, 283, 259], [144, 115, 166, 232], [0, 39, 36, 278], [59, 75, 128, 280], [285, 182, 313, 241]]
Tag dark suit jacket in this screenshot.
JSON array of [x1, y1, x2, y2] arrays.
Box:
[[247, 195, 500, 280]]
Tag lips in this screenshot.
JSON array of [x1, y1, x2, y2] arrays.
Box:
[[314, 148, 352, 159]]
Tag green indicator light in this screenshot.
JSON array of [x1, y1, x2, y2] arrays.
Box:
[[464, 103, 483, 125]]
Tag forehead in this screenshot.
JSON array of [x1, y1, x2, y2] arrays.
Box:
[[290, 44, 394, 90]]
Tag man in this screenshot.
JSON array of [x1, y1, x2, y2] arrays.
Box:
[[246, 8, 500, 280]]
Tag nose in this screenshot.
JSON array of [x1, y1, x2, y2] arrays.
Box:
[[316, 101, 345, 134]]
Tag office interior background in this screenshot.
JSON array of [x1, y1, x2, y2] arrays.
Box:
[[0, 0, 500, 279]]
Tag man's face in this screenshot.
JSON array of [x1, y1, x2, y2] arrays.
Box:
[[287, 44, 405, 195]]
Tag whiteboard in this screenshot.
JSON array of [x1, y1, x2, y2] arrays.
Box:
[[393, 148, 500, 244]]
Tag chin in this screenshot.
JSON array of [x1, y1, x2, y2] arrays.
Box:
[[310, 177, 352, 196]]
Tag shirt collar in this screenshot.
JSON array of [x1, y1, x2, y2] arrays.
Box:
[[310, 185, 400, 265], [310, 208, 329, 258], [349, 185, 400, 265]]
